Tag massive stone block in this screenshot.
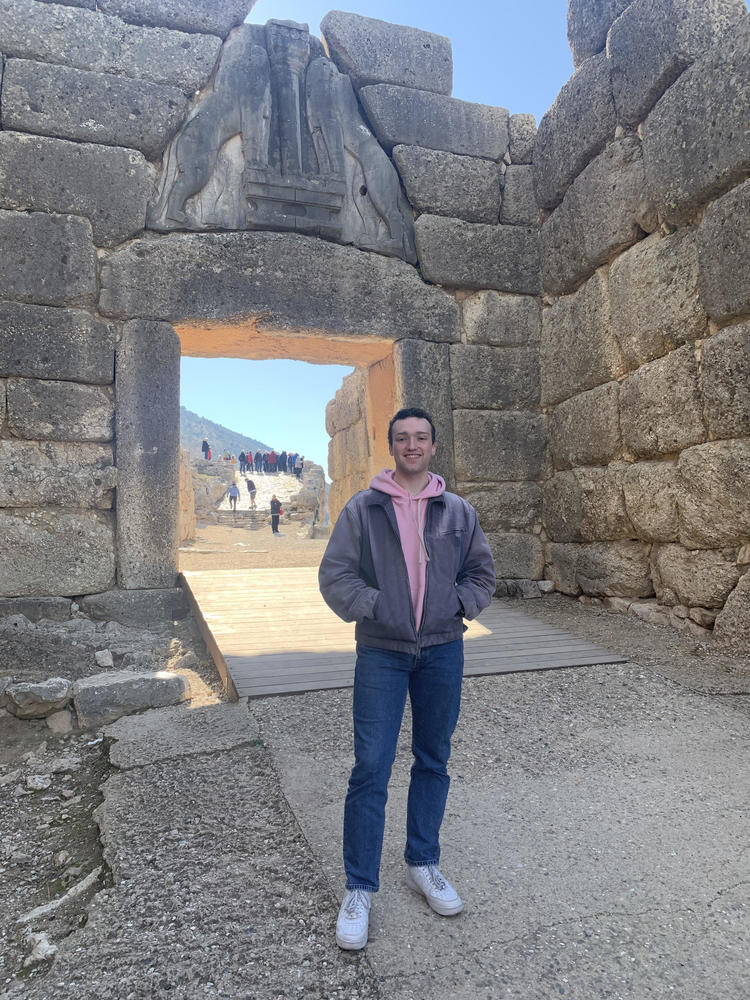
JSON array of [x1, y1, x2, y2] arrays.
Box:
[[533, 53, 616, 211], [392, 145, 501, 223], [73, 670, 190, 728], [320, 11, 452, 94], [0, 303, 114, 383], [641, 17, 750, 225], [462, 291, 541, 347], [567, 0, 632, 67], [485, 531, 544, 580], [546, 540, 654, 597], [621, 460, 680, 543], [0, 132, 152, 247], [99, 232, 460, 343], [78, 587, 189, 625], [508, 114, 536, 165], [677, 440, 750, 548], [0, 441, 116, 508], [713, 571, 750, 650], [544, 465, 631, 542], [453, 410, 545, 482], [2, 59, 187, 159], [96, 0, 249, 36], [0, 210, 96, 306], [544, 542, 581, 595], [459, 483, 542, 531], [620, 345, 706, 458], [325, 370, 365, 436], [608, 0, 747, 126], [651, 543, 741, 609], [0, 509, 115, 597], [548, 381, 621, 470], [701, 324, 750, 440], [359, 85, 509, 159], [541, 269, 623, 406], [115, 321, 180, 589], [450, 344, 539, 410], [540, 138, 654, 296], [697, 179, 750, 323], [609, 229, 707, 370], [7, 379, 114, 442], [415, 215, 540, 294], [0, 1, 221, 94], [393, 338, 455, 487], [501, 166, 537, 226]]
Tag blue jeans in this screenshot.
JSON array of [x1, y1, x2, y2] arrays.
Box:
[[343, 639, 464, 892]]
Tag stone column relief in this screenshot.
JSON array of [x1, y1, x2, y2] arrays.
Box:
[[148, 20, 416, 264]]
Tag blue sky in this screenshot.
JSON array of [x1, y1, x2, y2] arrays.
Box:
[[180, 1, 576, 471]]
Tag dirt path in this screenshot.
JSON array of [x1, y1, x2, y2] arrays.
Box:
[[179, 521, 328, 572]]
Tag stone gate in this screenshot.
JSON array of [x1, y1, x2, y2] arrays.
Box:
[[0, 0, 748, 650]]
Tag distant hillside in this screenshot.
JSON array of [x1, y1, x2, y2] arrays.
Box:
[[180, 406, 274, 460]]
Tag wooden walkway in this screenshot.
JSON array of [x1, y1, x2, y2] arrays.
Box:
[[180, 567, 626, 699]]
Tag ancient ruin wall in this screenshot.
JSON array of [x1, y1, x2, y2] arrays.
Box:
[[538, 0, 750, 648]]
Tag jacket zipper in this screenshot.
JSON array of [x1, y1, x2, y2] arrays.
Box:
[[415, 501, 433, 658]]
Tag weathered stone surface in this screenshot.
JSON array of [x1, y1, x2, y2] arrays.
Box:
[[459, 483, 542, 531], [359, 85, 509, 159], [541, 269, 623, 406], [393, 338, 455, 488], [533, 53, 616, 211], [392, 145, 501, 223], [325, 370, 365, 436], [621, 460, 680, 542], [453, 410, 546, 482], [462, 291, 541, 347], [548, 381, 621, 470], [73, 669, 190, 729], [0, 302, 114, 383], [697, 179, 750, 323], [576, 541, 654, 597], [540, 138, 654, 296], [609, 229, 707, 370], [0, 1, 221, 93], [320, 11, 451, 94], [608, 0, 747, 126], [713, 571, 750, 651], [641, 17, 750, 225], [5, 677, 72, 718], [96, 0, 250, 36], [78, 588, 189, 626], [0, 210, 96, 306], [485, 532, 544, 580], [619, 345, 705, 458], [0, 132, 152, 247], [116, 322, 180, 590], [567, 0, 631, 66], [701, 323, 750, 439], [7, 379, 114, 442], [544, 465, 631, 542], [508, 113, 536, 164], [415, 215, 540, 294], [99, 232, 459, 343], [0, 509, 115, 597], [0, 596, 71, 622], [450, 345, 539, 411], [652, 544, 741, 609], [677, 440, 750, 548], [545, 542, 581, 595], [2, 59, 187, 159], [0, 441, 116, 508], [501, 166, 537, 226]]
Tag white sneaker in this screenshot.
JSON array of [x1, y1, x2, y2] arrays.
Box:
[[405, 864, 463, 916], [336, 888, 371, 949]]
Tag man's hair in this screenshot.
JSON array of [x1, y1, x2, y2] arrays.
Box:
[[388, 407, 436, 445]]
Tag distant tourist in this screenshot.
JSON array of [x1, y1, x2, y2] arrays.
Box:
[[254, 450, 263, 474], [279, 450, 288, 474], [270, 494, 282, 534], [227, 481, 240, 511], [239, 450, 247, 474], [206, 446, 211, 460], [268, 449, 278, 474], [294, 454, 304, 479], [201, 439, 210, 460], [245, 478, 257, 509]]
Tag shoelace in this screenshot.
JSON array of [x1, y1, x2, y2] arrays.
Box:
[[426, 866, 447, 891], [344, 889, 368, 919]]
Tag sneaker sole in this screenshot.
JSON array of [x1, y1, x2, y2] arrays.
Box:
[[405, 870, 464, 916], [336, 930, 368, 950]]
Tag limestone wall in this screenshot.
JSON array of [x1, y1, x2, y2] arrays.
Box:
[[538, 0, 750, 647]]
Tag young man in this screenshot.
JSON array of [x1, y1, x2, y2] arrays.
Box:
[[227, 481, 240, 512], [319, 408, 495, 950]]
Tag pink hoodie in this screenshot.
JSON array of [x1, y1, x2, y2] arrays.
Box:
[[370, 469, 446, 632]]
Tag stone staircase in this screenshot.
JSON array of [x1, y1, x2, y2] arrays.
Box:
[[216, 470, 316, 530]]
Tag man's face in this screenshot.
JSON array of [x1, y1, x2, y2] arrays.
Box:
[[389, 417, 436, 477]]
